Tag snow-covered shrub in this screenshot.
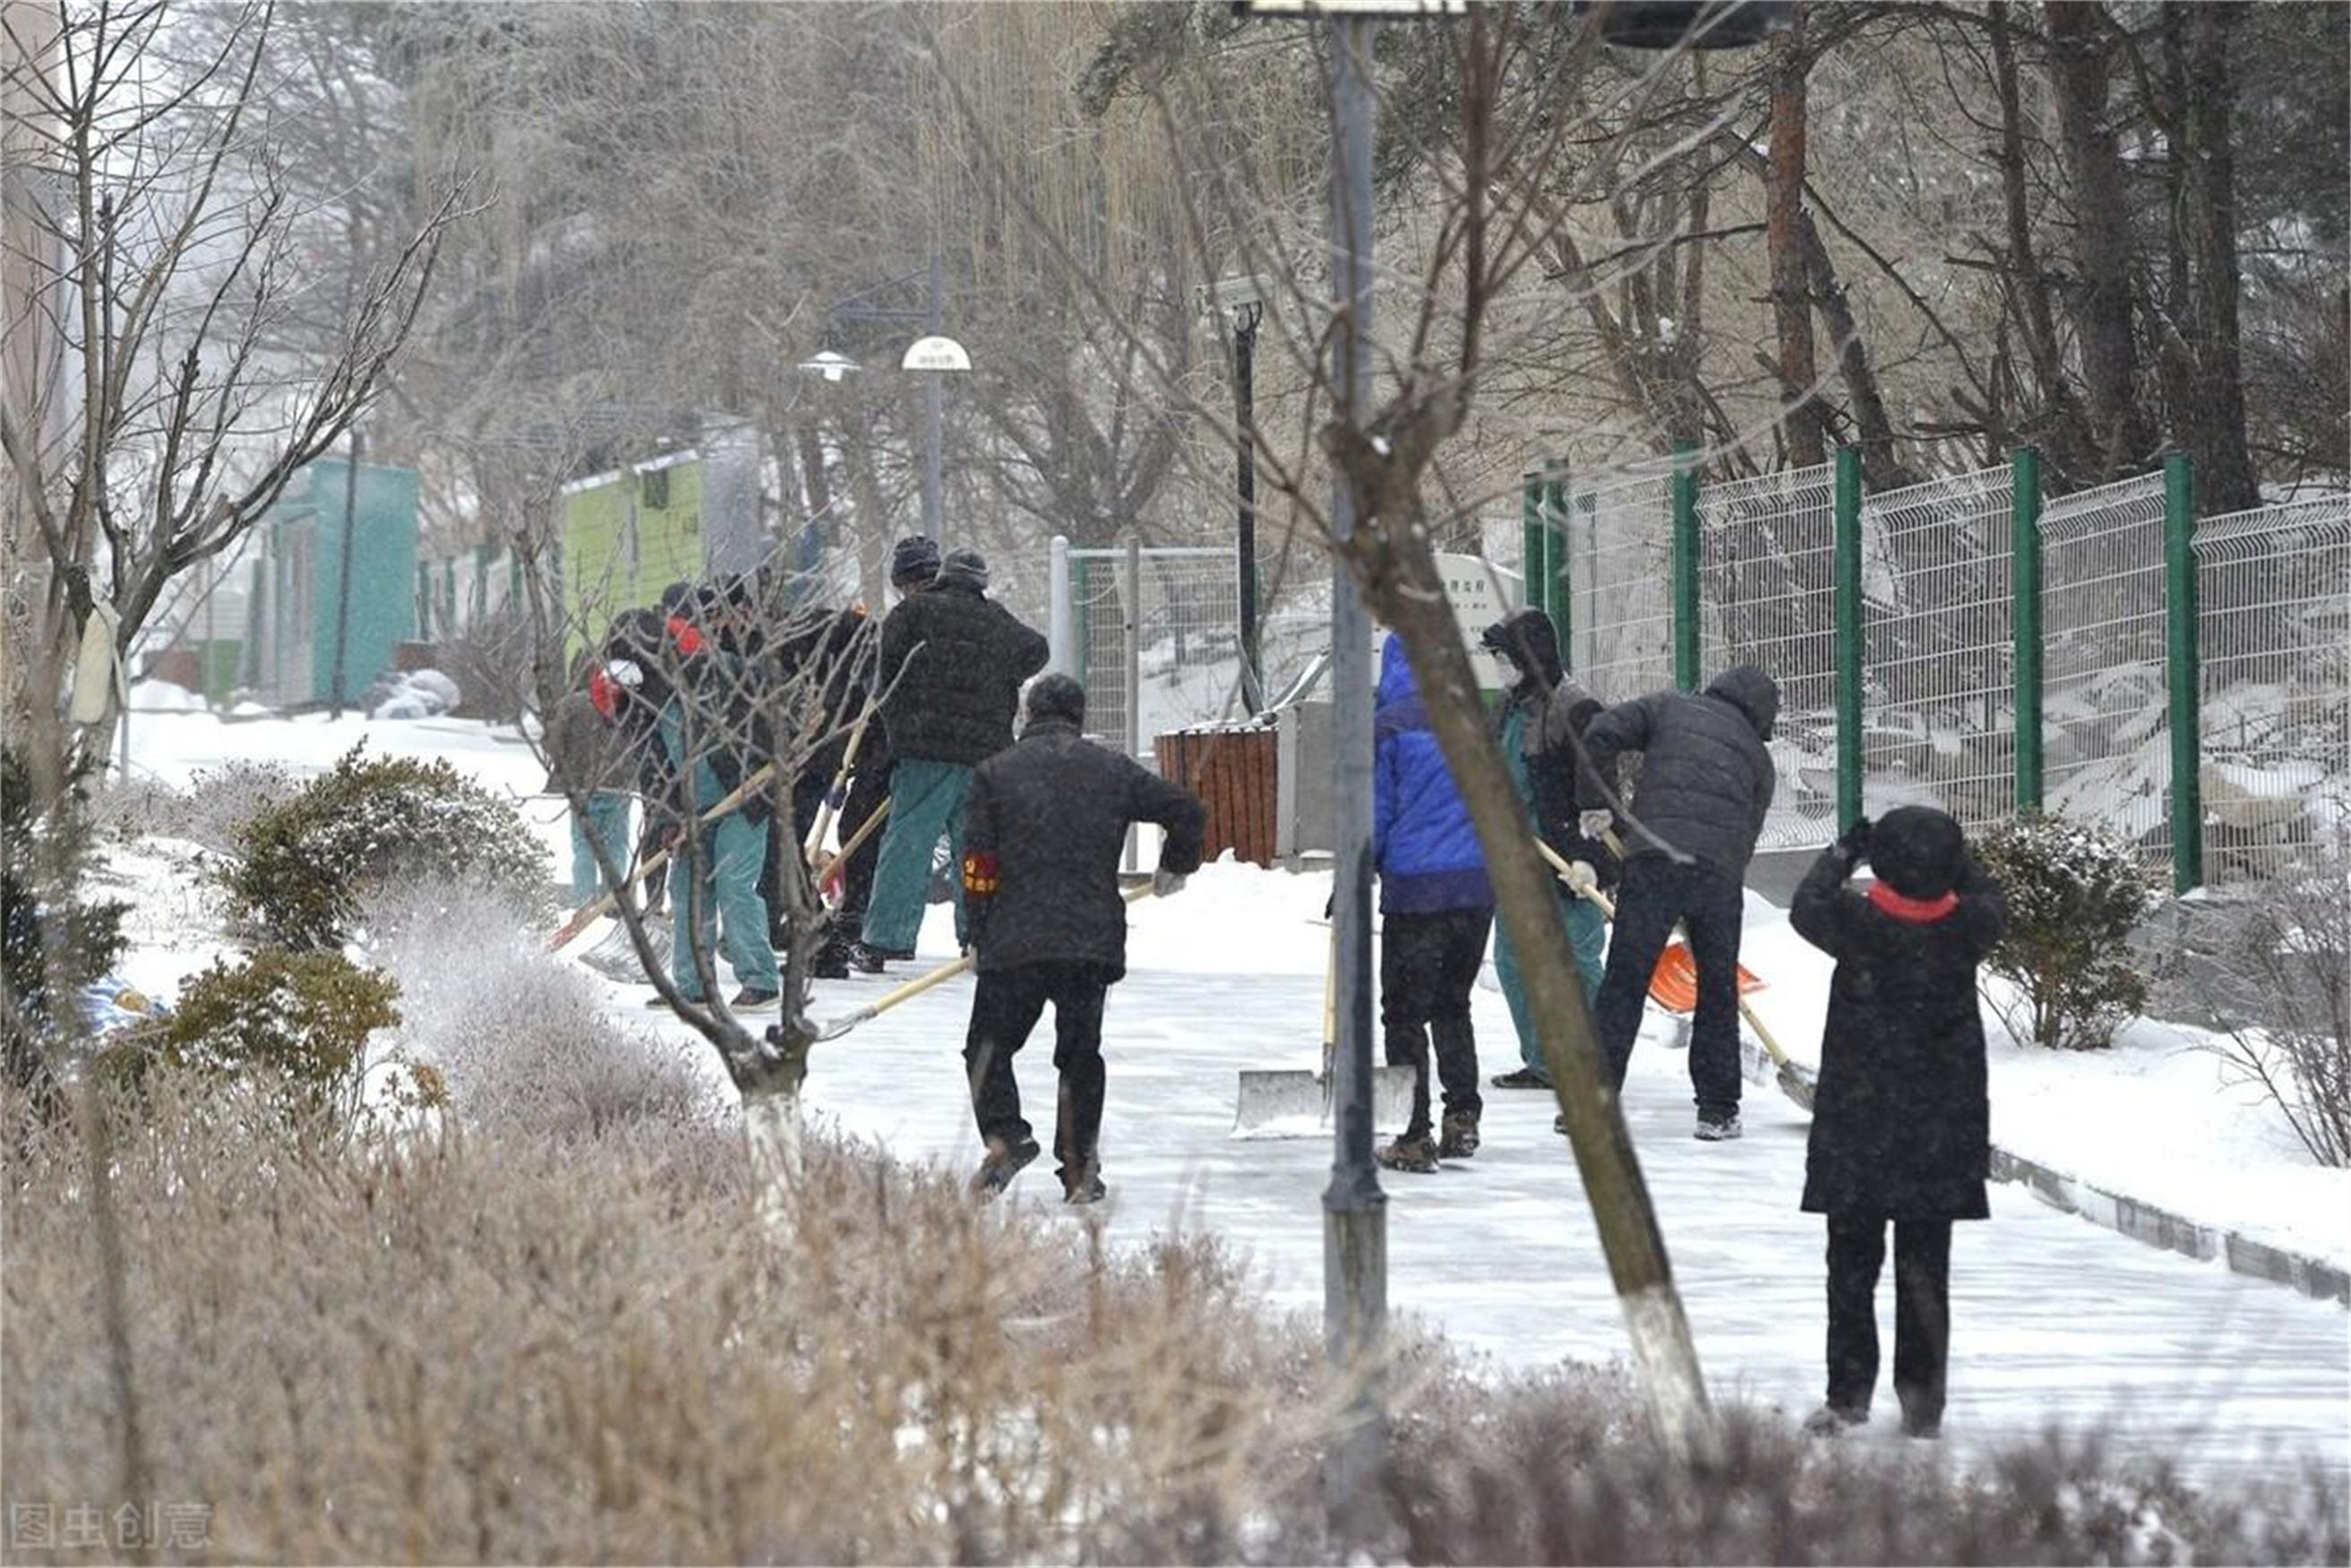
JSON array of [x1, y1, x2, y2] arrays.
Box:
[[180, 758, 301, 853], [360, 878, 712, 1139], [1976, 812, 2163, 1050], [112, 947, 399, 1126], [2199, 848, 2351, 1167], [2, 745, 128, 1104], [222, 742, 549, 949]]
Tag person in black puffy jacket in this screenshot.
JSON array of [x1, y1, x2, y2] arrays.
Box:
[[1578, 663, 1779, 1139], [854, 546, 1050, 973], [1790, 806, 2004, 1442], [957, 674, 1204, 1204]]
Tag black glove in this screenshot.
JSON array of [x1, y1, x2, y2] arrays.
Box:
[[1833, 816, 1873, 863]]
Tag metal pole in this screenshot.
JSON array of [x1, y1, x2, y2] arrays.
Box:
[[2164, 452, 2202, 894], [1236, 304, 1263, 714], [2011, 446, 2044, 812], [1670, 439, 1700, 692], [1324, 12, 1386, 1539], [329, 427, 363, 717], [1125, 535, 1143, 872], [1833, 446, 1864, 831], [923, 251, 944, 544], [1048, 534, 1074, 677], [1519, 470, 1542, 613]]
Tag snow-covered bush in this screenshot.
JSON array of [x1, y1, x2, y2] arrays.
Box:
[[361, 667, 462, 720], [110, 947, 399, 1127], [2200, 849, 2351, 1167], [361, 878, 712, 1139], [1976, 812, 2163, 1050], [222, 742, 549, 949]]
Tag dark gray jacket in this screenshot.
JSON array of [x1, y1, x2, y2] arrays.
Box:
[[543, 690, 631, 796], [1582, 664, 1780, 881]]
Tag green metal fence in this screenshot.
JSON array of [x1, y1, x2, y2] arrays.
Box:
[[1532, 443, 2349, 894]]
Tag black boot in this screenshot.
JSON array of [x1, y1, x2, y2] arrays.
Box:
[[1437, 1109, 1480, 1159], [969, 1135, 1040, 1198]]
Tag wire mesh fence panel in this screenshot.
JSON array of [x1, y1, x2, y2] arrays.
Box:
[[2040, 472, 2170, 869], [1070, 547, 1247, 758], [1858, 465, 2015, 836], [1697, 462, 1836, 849], [2195, 495, 2351, 887], [1563, 472, 1674, 703]]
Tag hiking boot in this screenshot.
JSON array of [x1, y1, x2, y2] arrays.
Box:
[[969, 1136, 1041, 1199], [728, 988, 779, 1012], [1554, 1111, 1569, 1135], [1803, 1404, 1868, 1437], [1062, 1169, 1108, 1205], [1490, 1066, 1551, 1091], [1437, 1109, 1481, 1160], [811, 938, 853, 981], [848, 941, 908, 975], [1695, 1110, 1744, 1141], [1375, 1134, 1441, 1174]]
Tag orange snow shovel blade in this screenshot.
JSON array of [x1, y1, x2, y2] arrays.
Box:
[[1647, 943, 1765, 1015]]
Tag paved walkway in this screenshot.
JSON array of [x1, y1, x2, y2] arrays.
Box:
[[645, 915, 2348, 1493]]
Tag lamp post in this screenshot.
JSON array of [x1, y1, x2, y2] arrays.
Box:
[[1200, 275, 1272, 713], [816, 257, 967, 545]]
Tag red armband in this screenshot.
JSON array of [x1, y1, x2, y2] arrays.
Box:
[[962, 851, 1000, 897]]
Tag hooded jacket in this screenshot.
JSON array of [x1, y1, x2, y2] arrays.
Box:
[[1581, 664, 1780, 880], [1790, 810, 2006, 1221], [1372, 633, 1493, 914], [961, 716, 1206, 978], [1481, 610, 1618, 889], [876, 559, 1051, 767]]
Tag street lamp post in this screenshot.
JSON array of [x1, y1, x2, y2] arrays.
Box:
[[815, 258, 966, 547], [1200, 275, 1271, 713]]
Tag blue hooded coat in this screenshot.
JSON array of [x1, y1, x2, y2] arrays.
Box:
[[1373, 633, 1493, 914]]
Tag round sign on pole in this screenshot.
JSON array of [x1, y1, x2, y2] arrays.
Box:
[[900, 336, 972, 373]]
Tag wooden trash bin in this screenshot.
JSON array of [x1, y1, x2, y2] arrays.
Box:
[[1154, 724, 1280, 868]]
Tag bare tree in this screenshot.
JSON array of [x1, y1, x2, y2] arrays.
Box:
[[0, 0, 468, 765]]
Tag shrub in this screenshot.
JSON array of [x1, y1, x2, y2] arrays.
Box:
[[2198, 846, 2351, 1167], [2, 744, 128, 1101], [359, 877, 714, 1139], [221, 741, 549, 949], [1976, 813, 2164, 1050], [121, 947, 400, 1125]]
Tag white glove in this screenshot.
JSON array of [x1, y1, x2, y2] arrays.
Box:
[[1563, 860, 1598, 895], [1578, 809, 1614, 841], [1152, 869, 1188, 898]]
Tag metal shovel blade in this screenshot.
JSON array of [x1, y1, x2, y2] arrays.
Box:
[[1231, 1064, 1417, 1138], [577, 920, 670, 983]]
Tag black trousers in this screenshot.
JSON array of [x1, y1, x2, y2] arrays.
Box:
[[1380, 908, 1491, 1141], [1824, 1213, 1953, 1427], [835, 753, 893, 929], [964, 960, 1116, 1184], [1591, 856, 1746, 1115], [761, 767, 832, 947]]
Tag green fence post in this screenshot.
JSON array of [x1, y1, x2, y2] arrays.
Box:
[[1520, 470, 1543, 613], [1542, 460, 1571, 635], [2165, 452, 2202, 894], [1833, 446, 1865, 833], [1670, 440, 1700, 691], [2011, 447, 2044, 813]]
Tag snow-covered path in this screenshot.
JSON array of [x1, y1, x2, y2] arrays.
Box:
[[631, 883, 2349, 1494]]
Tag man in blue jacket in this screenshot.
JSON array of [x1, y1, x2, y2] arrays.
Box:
[[1372, 631, 1494, 1173]]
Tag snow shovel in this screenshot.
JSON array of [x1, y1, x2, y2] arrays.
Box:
[[547, 762, 779, 952], [1231, 923, 1417, 1137], [811, 881, 1157, 1043], [803, 698, 879, 867], [1537, 840, 1814, 1110], [814, 798, 891, 906]]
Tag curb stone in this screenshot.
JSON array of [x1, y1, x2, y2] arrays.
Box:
[[1738, 1036, 2349, 1309]]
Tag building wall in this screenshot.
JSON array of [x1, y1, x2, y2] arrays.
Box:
[[304, 458, 420, 706], [562, 458, 705, 656]]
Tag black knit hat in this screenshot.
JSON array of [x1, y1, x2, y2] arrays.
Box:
[[1025, 673, 1085, 726], [940, 546, 990, 589], [890, 536, 941, 587], [1870, 805, 1965, 900]]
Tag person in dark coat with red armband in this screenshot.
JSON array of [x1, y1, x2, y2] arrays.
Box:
[[958, 673, 1206, 1204], [1789, 804, 2006, 1442]]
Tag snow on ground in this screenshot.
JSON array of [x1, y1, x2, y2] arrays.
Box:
[[118, 712, 2351, 1493]]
